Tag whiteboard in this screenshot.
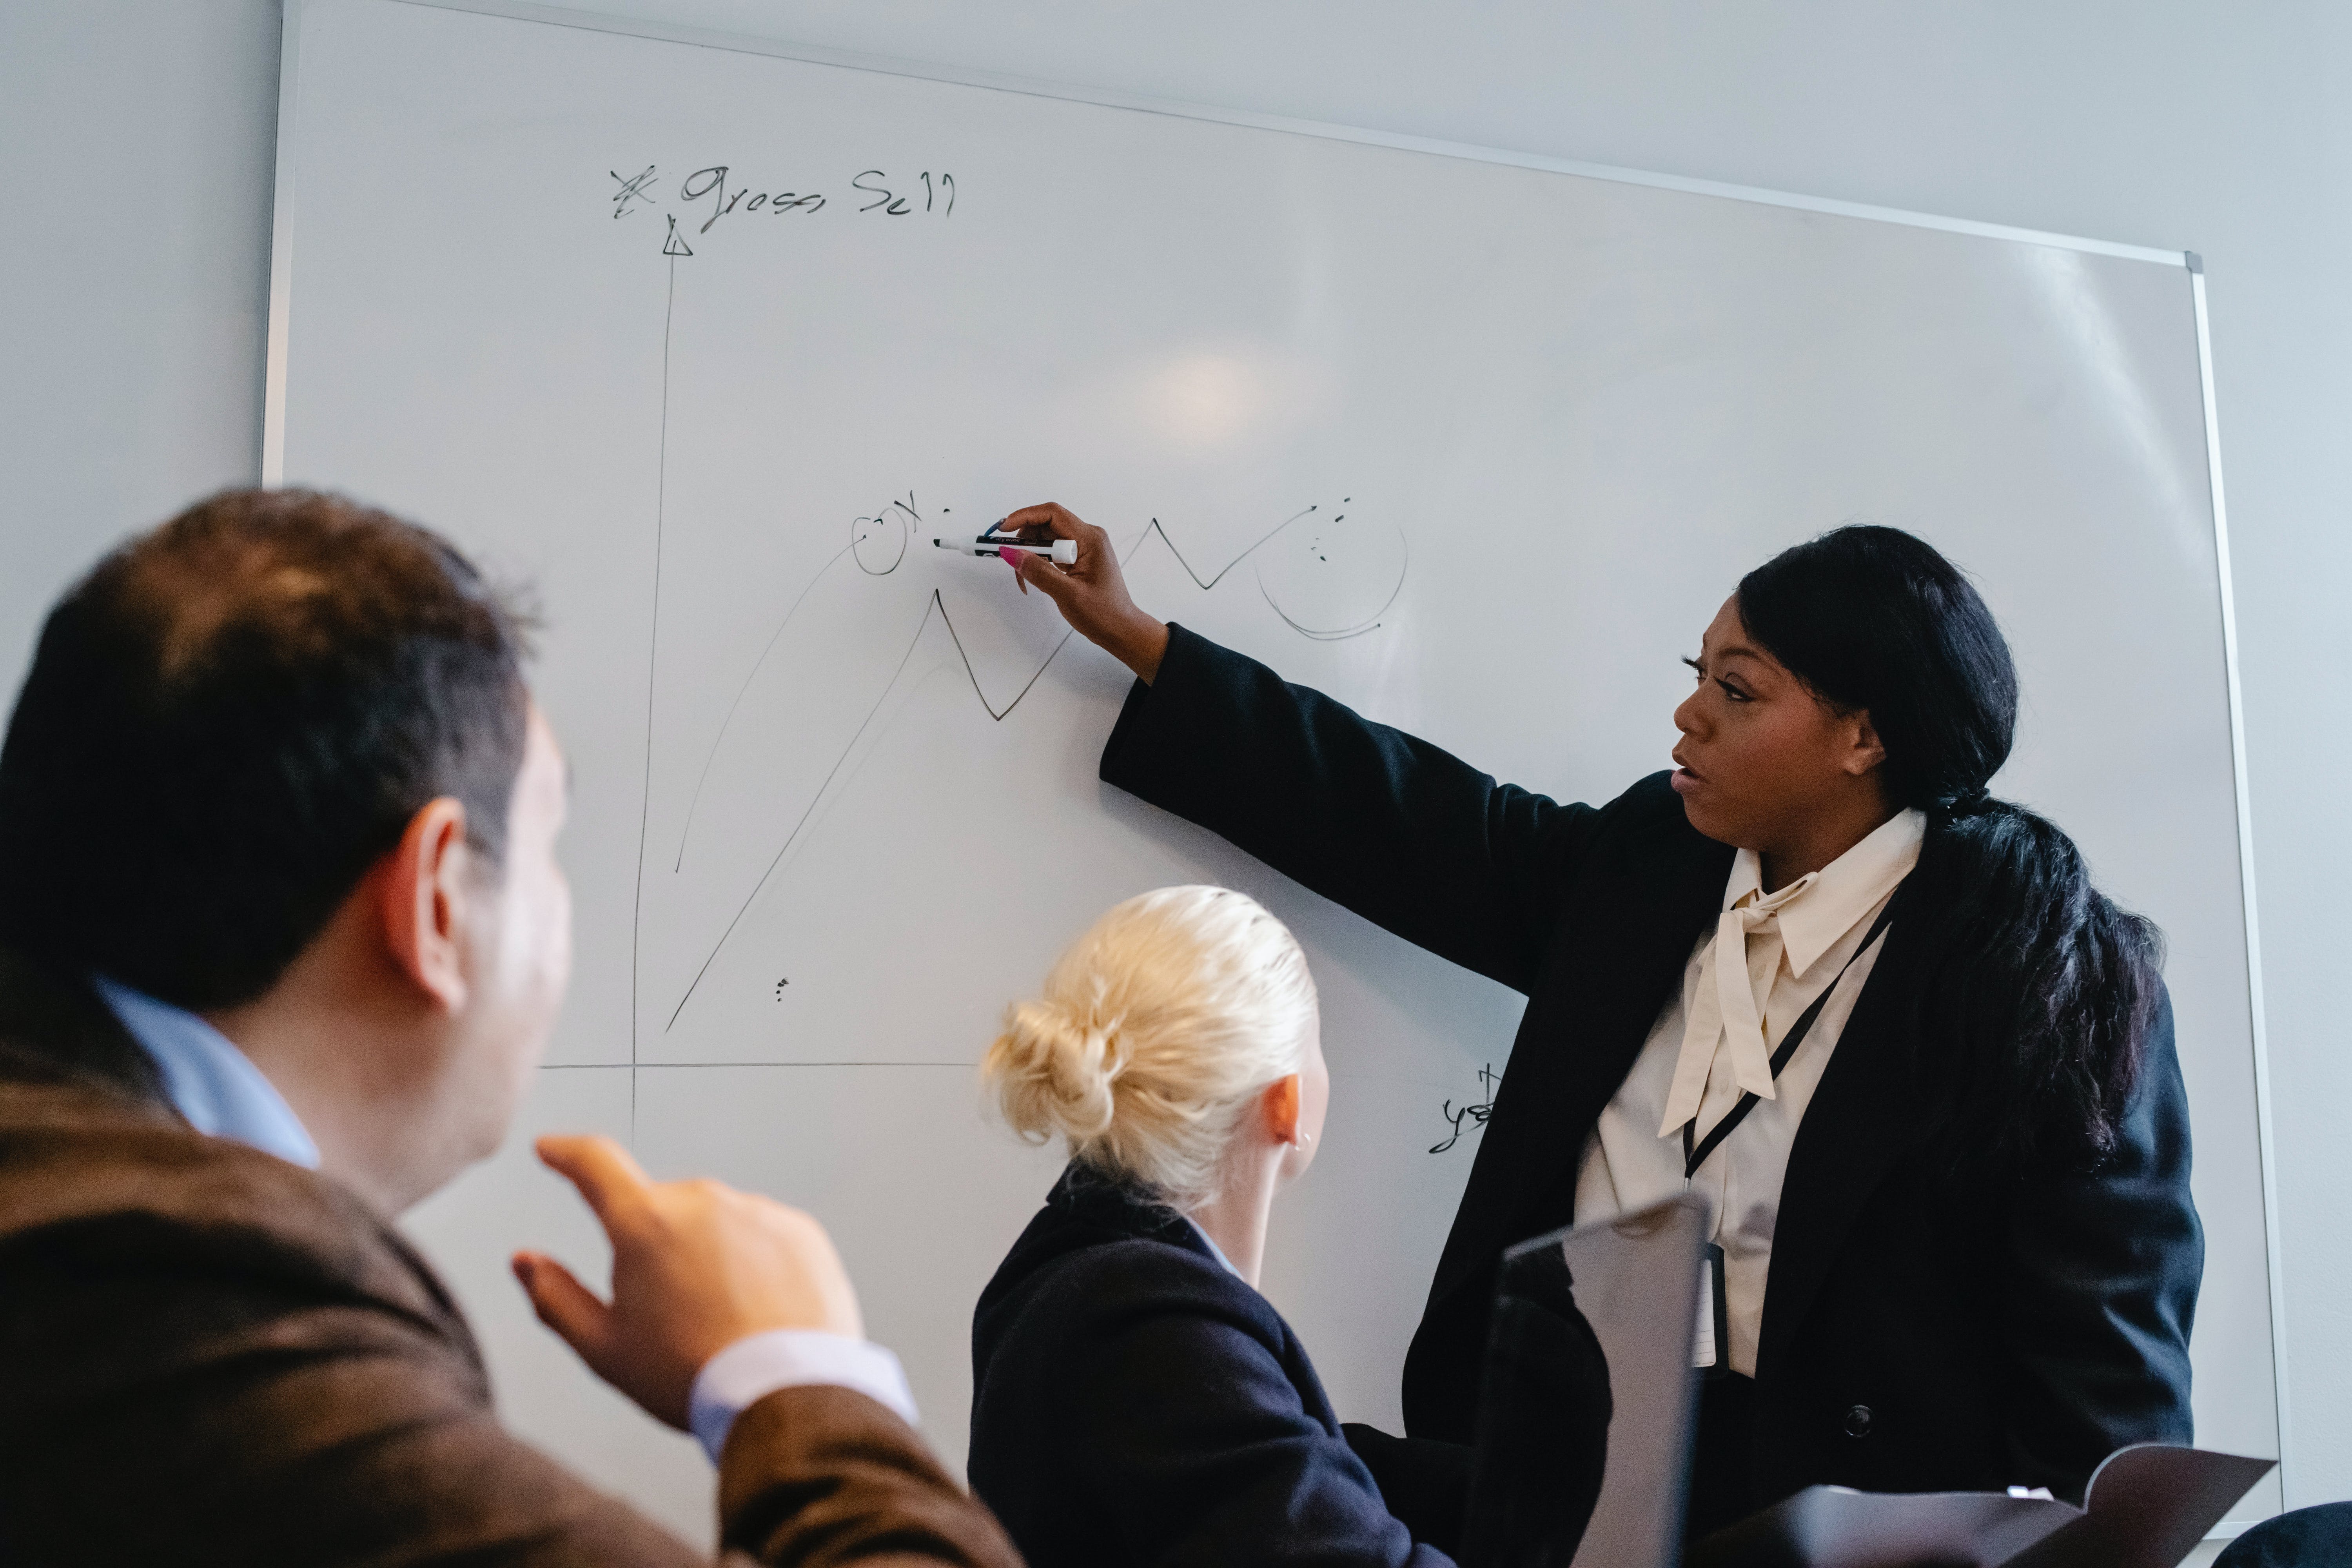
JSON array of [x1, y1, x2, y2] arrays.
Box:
[[268, 0, 2283, 1538]]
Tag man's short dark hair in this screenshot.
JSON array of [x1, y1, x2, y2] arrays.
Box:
[[0, 489, 532, 1011]]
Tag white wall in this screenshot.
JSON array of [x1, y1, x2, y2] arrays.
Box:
[[5, 0, 2345, 1518], [0, 3, 281, 663]]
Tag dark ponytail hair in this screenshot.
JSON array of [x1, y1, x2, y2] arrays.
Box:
[[1737, 526, 2163, 1178]]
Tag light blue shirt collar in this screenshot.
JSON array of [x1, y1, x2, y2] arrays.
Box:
[[93, 976, 320, 1169], [1185, 1215, 1242, 1278]]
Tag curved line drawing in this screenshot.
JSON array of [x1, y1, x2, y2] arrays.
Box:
[[672, 541, 855, 871], [853, 497, 913, 575], [660, 499, 1405, 1030], [673, 495, 929, 871], [1257, 530, 1409, 642], [665, 588, 1071, 1030]]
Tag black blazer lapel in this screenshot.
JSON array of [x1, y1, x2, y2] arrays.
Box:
[[1406, 809, 1727, 1441], [1753, 882, 1935, 1382], [1428, 815, 1730, 1315]]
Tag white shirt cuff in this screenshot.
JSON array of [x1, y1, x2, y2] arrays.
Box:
[[687, 1330, 920, 1463]]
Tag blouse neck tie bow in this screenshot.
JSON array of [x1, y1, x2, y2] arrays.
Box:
[[1658, 872, 1818, 1140]]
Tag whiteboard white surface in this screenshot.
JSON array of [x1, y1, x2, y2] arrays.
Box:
[[278, 0, 2279, 1537]]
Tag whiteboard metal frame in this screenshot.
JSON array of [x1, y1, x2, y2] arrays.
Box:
[[263, 0, 2289, 1510], [2189, 258, 2294, 1509], [390, 0, 2188, 263]]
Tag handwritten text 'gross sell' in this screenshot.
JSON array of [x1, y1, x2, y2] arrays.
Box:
[[611, 163, 958, 244]]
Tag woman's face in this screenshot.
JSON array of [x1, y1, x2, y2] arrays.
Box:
[[1276, 1008, 1330, 1186], [1671, 595, 1884, 851]]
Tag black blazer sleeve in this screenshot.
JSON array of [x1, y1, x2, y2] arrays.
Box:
[[1100, 624, 1601, 994], [1994, 988, 2203, 1498], [1038, 1247, 1450, 1568]]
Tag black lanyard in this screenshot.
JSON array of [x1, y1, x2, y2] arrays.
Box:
[[1681, 904, 1896, 1180]]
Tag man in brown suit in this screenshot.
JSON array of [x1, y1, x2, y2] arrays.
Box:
[[0, 490, 1022, 1568]]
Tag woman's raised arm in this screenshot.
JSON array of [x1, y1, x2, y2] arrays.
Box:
[[998, 501, 1612, 995]]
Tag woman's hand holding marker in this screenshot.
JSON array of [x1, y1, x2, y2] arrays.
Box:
[[995, 502, 1172, 684]]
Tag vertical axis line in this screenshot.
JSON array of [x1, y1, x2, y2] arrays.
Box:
[[630, 253, 677, 1145]]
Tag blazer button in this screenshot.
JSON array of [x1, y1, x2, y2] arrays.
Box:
[[1844, 1404, 1873, 1439]]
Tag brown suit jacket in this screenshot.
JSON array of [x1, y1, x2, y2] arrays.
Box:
[[0, 951, 1020, 1568]]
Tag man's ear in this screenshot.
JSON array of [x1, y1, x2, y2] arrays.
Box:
[[1844, 710, 1889, 778], [1262, 1073, 1303, 1146], [379, 797, 474, 1013]]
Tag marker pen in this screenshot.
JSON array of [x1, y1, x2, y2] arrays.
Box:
[[933, 535, 1078, 565]]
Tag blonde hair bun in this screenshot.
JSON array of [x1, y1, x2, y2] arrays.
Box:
[[982, 886, 1317, 1209], [990, 996, 1128, 1146]]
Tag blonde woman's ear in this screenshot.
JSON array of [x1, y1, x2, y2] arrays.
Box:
[[1263, 1074, 1305, 1146]]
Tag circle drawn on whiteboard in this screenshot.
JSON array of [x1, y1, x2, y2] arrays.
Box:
[[1254, 500, 1407, 641], [852, 505, 909, 575]]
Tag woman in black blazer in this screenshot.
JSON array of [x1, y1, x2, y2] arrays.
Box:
[[968, 886, 1604, 1567], [992, 506, 2203, 1539]]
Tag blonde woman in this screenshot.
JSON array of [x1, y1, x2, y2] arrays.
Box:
[[967, 885, 1459, 1568]]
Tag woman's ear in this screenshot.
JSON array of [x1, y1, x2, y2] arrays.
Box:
[[1262, 1073, 1303, 1146], [377, 796, 474, 1012], [1844, 710, 1889, 778]]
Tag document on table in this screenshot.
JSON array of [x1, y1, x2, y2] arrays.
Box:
[[1685, 1444, 2274, 1568]]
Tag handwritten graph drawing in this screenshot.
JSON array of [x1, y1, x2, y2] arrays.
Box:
[[653, 490, 1410, 1031], [616, 155, 1417, 1060], [622, 164, 1416, 1039]]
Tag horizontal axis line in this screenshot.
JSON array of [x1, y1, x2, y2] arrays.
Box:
[[542, 1060, 978, 1069]]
